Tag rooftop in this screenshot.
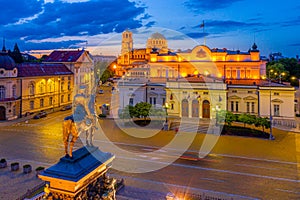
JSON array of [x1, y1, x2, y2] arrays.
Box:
[[18, 63, 73, 77], [44, 50, 85, 62]]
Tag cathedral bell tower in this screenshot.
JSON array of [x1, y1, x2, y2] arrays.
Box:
[[121, 30, 133, 55]]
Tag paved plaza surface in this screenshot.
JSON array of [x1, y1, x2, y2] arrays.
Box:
[[0, 86, 300, 199], [0, 109, 299, 199]]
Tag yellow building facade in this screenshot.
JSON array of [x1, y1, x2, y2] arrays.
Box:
[[18, 63, 74, 116]]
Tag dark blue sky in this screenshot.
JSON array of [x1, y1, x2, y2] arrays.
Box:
[[1, 0, 300, 57]]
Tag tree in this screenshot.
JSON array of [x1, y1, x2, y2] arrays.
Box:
[[134, 102, 152, 120], [9, 43, 23, 63], [238, 114, 256, 128], [267, 63, 289, 81], [100, 69, 113, 83], [119, 105, 135, 119], [224, 111, 236, 127], [254, 117, 270, 133]]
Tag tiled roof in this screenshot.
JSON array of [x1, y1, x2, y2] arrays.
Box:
[[17, 63, 73, 77], [44, 50, 84, 62]]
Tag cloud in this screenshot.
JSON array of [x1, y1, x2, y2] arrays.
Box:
[[192, 20, 264, 34], [0, 0, 149, 50], [280, 16, 300, 27], [289, 43, 300, 47], [185, 32, 209, 39], [0, 0, 44, 25], [184, 0, 244, 12]]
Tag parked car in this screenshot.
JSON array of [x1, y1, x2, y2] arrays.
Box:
[[33, 111, 47, 119], [60, 105, 72, 111], [99, 89, 104, 94]]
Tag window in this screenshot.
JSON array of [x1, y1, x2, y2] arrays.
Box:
[[49, 97, 53, 106], [251, 102, 255, 113], [150, 97, 152, 104], [28, 82, 34, 95], [30, 101, 34, 110], [129, 98, 134, 106], [232, 90, 237, 93], [68, 94, 71, 102], [274, 92, 279, 96], [193, 92, 198, 94], [12, 85, 16, 98], [183, 91, 187, 94], [61, 95, 64, 103], [247, 102, 250, 113], [40, 99, 44, 108], [0, 85, 5, 100], [248, 91, 253, 94], [274, 105, 280, 116], [203, 92, 209, 95], [171, 103, 174, 110], [231, 101, 234, 112], [162, 98, 165, 106], [39, 82, 45, 94], [150, 88, 155, 90], [61, 82, 64, 91], [235, 101, 239, 112], [68, 81, 71, 90], [153, 97, 156, 105]]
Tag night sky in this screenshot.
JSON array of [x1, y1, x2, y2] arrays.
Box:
[[1, 0, 300, 57]]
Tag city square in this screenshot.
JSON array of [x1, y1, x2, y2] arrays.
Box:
[[1, 0, 300, 199]]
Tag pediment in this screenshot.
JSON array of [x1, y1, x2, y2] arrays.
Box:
[[228, 95, 241, 100], [272, 98, 283, 103], [243, 96, 257, 101]]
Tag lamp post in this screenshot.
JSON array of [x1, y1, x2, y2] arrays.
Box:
[[163, 103, 169, 130], [269, 70, 274, 140], [212, 106, 220, 126]]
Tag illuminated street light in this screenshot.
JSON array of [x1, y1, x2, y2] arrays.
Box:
[[269, 70, 275, 140], [163, 103, 170, 130], [279, 72, 285, 83]]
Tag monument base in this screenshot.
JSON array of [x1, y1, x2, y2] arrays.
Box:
[[39, 146, 121, 200]]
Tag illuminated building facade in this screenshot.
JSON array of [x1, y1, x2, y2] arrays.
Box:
[[0, 52, 21, 120], [116, 30, 295, 121], [18, 63, 74, 116], [44, 50, 94, 91], [0, 51, 74, 120]]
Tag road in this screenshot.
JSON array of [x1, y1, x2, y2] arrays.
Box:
[[0, 109, 299, 199]]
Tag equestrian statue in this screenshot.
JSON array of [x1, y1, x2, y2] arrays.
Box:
[[63, 85, 98, 158]]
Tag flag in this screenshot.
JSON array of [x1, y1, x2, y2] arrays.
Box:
[[200, 20, 205, 28]]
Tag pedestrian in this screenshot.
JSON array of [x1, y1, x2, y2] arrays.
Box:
[[175, 127, 179, 134]]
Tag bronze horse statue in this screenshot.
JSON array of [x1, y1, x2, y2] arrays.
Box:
[[63, 115, 95, 157]]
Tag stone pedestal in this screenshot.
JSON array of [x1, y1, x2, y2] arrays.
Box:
[[39, 146, 116, 200]]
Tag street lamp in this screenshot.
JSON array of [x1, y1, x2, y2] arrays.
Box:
[[163, 103, 169, 130], [269, 70, 274, 140], [113, 64, 117, 75], [212, 105, 221, 126], [279, 72, 285, 83]]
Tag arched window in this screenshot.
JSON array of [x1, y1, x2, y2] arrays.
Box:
[[40, 99, 44, 107], [29, 82, 35, 95], [0, 86, 5, 100], [12, 84, 16, 98], [39, 82, 45, 93]]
